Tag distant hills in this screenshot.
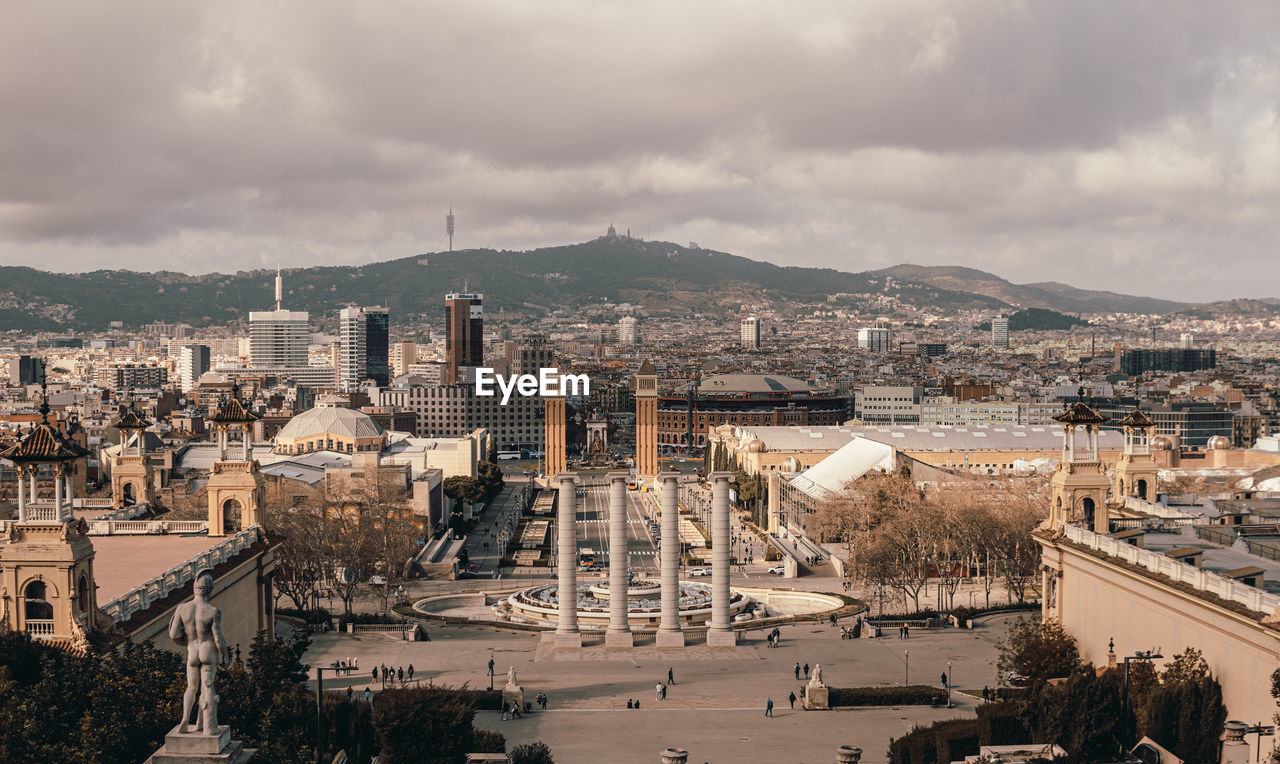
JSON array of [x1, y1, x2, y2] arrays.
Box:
[[0, 237, 1236, 331], [976, 308, 1091, 332], [1174, 299, 1280, 321], [873, 265, 1188, 315]]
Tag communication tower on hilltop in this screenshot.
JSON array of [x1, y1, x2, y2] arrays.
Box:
[[447, 206, 455, 251]]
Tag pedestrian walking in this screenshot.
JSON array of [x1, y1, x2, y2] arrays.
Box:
[[668, 667, 675, 685], [904, 625, 910, 638], [803, 663, 810, 680], [765, 698, 774, 717], [346, 686, 353, 700], [363, 687, 371, 702], [541, 693, 548, 710], [398, 667, 404, 682], [794, 662, 801, 680], [372, 666, 379, 680], [488, 657, 495, 677], [408, 664, 414, 681], [788, 691, 796, 709], [941, 672, 948, 688]]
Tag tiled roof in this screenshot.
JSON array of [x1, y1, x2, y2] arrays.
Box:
[[1115, 408, 1154, 428], [1052, 401, 1109, 426], [0, 422, 87, 463], [111, 406, 152, 431], [210, 395, 259, 424]]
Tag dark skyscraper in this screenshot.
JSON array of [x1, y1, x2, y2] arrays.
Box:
[[445, 292, 483, 384], [7, 356, 45, 386], [339, 306, 390, 389]]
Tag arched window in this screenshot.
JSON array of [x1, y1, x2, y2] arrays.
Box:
[[24, 580, 53, 620], [1136, 479, 1149, 500], [222, 498, 243, 533], [122, 482, 135, 505], [1081, 497, 1097, 529], [77, 574, 89, 614]]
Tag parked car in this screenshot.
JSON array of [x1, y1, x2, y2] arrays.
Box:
[[767, 565, 786, 575], [688, 567, 712, 577]]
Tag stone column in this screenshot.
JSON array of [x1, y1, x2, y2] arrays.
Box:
[[661, 748, 689, 764], [554, 472, 582, 647], [656, 473, 684, 646], [64, 468, 74, 510], [54, 464, 64, 516], [16, 467, 25, 521], [707, 472, 736, 646], [606, 472, 633, 647]]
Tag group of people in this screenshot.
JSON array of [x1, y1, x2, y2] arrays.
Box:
[[372, 663, 414, 684], [839, 622, 862, 639], [793, 662, 812, 680], [624, 698, 643, 709], [766, 627, 783, 648], [897, 624, 912, 639]]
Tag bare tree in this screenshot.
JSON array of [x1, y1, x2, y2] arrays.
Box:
[[269, 500, 327, 611]]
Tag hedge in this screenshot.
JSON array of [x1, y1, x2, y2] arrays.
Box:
[[829, 685, 942, 707], [888, 718, 980, 764]]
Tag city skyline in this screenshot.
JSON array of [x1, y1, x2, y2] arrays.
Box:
[[1, 2, 1278, 301]]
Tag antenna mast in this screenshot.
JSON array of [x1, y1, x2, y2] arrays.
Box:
[[446, 206, 455, 252], [274, 268, 283, 310]]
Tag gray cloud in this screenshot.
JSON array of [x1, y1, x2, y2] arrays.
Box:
[[0, 1, 1277, 301]]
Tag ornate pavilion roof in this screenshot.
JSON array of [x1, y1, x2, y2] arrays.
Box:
[[111, 405, 151, 431], [1115, 408, 1155, 429], [0, 420, 88, 464], [209, 391, 259, 425], [1052, 401, 1109, 426], [637, 359, 656, 375]]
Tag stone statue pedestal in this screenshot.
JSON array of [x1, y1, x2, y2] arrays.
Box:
[[605, 630, 634, 648], [502, 684, 525, 713], [553, 632, 582, 648], [145, 724, 254, 763], [655, 629, 684, 648], [706, 629, 736, 647], [803, 686, 829, 710]]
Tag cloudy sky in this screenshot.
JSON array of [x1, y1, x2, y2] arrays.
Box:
[[1, 2, 1277, 301]]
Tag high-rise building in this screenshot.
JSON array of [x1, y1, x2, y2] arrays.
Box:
[[991, 316, 1010, 348], [618, 316, 638, 346], [392, 341, 417, 377], [94, 365, 167, 390], [740, 317, 761, 349], [339, 306, 390, 390], [856, 322, 892, 353], [7, 356, 44, 386], [444, 293, 483, 384], [1180, 333, 1195, 349], [249, 310, 309, 367], [178, 345, 211, 393], [1120, 348, 1216, 376]]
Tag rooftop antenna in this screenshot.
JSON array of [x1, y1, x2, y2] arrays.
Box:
[[446, 206, 455, 252], [274, 268, 283, 311]]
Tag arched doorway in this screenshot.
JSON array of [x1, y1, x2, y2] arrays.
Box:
[[1081, 497, 1096, 529], [122, 482, 135, 506], [24, 580, 53, 620], [222, 498, 243, 534], [1136, 479, 1149, 501]]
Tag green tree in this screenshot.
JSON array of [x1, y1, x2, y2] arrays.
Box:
[[1021, 669, 1134, 763], [477, 461, 505, 501], [996, 618, 1081, 684], [372, 685, 500, 764], [218, 630, 316, 763], [511, 741, 556, 764], [1143, 648, 1225, 763]]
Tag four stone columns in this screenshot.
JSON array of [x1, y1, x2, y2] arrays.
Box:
[[554, 472, 582, 647], [605, 472, 633, 647], [707, 471, 736, 646], [656, 473, 684, 646]]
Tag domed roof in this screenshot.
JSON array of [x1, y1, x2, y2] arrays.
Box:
[[1207, 435, 1231, 450], [745, 438, 766, 453], [697, 374, 813, 394], [1151, 435, 1177, 451], [276, 406, 384, 442]]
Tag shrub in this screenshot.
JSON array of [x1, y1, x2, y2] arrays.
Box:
[[276, 606, 332, 624], [828, 685, 940, 707], [511, 741, 556, 764]]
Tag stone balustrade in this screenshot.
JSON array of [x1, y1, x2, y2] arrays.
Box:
[[1063, 524, 1280, 616], [86, 519, 209, 536], [25, 619, 55, 638], [101, 527, 260, 623], [1122, 496, 1198, 523]]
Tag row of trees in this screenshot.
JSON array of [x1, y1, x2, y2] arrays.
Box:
[[813, 468, 1044, 610], [273, 470, 421, 616], [892, 621, 1229, 763], [0, 629, 555, 764]]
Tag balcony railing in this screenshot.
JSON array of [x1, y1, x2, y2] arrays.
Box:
[[86, 519, 209, 536], [25, 619, 55, 638]]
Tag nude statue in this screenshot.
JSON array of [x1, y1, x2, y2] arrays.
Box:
[[169, 569, 230, 734], [507, 666, 518, 687]]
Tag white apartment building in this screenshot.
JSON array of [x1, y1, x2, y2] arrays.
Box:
[[920, 399, 1061, 426], [618, 316, 638, 346], [248, 310, 309, 367], [855, 385, 922, 424], [177, 345, 211, 393], [856, 322, 892, 353], [740, 317, 761, 349], [991, 316, 1009, 347]]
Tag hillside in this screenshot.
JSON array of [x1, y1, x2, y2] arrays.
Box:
[[976, 308, 1091, 332], [875, 265, 1187, 314], [1175, 299, 1280, 321], [0, 238, 1208, 331], [0, 238, 1003, 331]]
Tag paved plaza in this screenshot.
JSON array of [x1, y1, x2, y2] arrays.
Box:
[[304, 612, 1020, 763]]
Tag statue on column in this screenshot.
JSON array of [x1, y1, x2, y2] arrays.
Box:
[[169, 569, 230, 734]]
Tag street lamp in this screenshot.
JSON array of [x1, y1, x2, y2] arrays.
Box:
[[314, 666, 340, 763], [904, 650, 909, 687], [1122, 646, 1162, 712], [488, 650, 496, 691], [947, 661, 953, 708]]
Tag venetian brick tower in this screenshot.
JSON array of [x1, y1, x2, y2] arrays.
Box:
[[635, 360, 658, 481]]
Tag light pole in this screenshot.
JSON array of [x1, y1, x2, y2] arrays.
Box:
[[1122, 648, 1162, 713], [904, 650, 909, 687], [314, 666, 339, 763], [947, 661, 953, 708]]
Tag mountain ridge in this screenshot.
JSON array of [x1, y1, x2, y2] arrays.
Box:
[[0, 239, 1223, 331]]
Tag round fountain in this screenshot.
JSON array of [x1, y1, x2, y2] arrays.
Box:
[[497, 577, 761, 630]]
